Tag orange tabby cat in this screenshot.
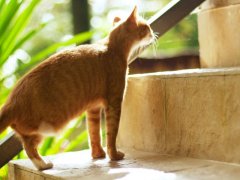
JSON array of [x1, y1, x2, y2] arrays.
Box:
[[0, 6, 154, 170]]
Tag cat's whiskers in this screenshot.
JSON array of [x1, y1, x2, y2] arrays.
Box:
[[154, 33, 159, 45], [153, 32, 159, 41], [148, 32, 158, 57], [152, 43, 157, 57]]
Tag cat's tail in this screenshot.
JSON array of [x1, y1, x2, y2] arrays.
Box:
[[0, 108, 12, 134]]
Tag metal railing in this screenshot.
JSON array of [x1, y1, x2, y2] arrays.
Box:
[[0, 0, 205, 168]]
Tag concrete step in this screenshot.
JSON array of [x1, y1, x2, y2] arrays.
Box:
[[118, 67, 240, 164], [8, 149, 240, 180]]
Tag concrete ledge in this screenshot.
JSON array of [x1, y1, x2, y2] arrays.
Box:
[[8, 149, 240, 180], [118, 68, 240, 164]]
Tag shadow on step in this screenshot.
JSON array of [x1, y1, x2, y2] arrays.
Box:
[[129, 53, 200, 74]]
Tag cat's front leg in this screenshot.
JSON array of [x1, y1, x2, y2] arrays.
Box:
[[105, 103, 124, 160]]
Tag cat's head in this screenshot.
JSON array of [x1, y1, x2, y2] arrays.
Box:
[[109, 6, 155, 62]]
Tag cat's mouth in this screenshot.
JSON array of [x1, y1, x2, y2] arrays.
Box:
[[145, 30, 156, 46], [149, 37, 155, 44], [142, 32, 155, 46]]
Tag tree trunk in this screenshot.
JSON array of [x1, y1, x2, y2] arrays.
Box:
[[71, 0, 90, 43]]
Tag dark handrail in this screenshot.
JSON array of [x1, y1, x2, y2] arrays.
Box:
[[0, 132, 22, 168], [149, 0, 205, 35], [0, 0, 205, 169]]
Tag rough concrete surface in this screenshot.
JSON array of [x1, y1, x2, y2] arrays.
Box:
[[198, 3, 240, 67], [8, 149, 240, 180], [200, 0, 240, 10], [118, 68, 240, 164]]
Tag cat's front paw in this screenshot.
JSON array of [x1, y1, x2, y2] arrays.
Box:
[[92, 148, 106, 159], [39, 162, 53, 170], [108, 151, 125, 161], [32, 158, 53, 171], [36, 161, 53, 171]]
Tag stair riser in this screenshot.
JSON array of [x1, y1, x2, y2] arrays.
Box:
[[118, 70, 240, 164]]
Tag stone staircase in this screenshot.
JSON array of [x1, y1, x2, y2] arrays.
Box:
[[8, 0, 240, 179]]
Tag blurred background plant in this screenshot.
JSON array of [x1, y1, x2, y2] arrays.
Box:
[[0, 0, 92, 178], [0, 0, 199, 179]]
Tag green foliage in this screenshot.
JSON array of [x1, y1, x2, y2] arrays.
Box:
[[16, 31, 93, 77], [0, 0, 41, 66], [0, 0, 92, 179], [158, 14, 198, 51]]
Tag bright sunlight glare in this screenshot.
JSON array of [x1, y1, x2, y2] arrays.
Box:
[[108, 168, 177, 180]]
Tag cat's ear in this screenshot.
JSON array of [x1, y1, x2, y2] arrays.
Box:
[[113, 16, 121, 26], [126, 6, 138, 26]]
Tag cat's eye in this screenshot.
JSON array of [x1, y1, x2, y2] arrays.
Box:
[[139, 25, 149, 37], [142, 25, 149, 31]]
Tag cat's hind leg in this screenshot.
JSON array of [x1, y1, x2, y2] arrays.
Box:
[[87, 107, 106, 159], [105, 104, 125, 161], [20, 134, 53, 170]]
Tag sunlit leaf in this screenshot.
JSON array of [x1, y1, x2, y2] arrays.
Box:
[[0, 0, 23, 37], [12, 31, 93, 77], [0, 0, 41, 65], [11, 23, 47, 55], [30, 31, 93, 65], [40, 137, 55, 156], [64, 130, 88, 152]]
